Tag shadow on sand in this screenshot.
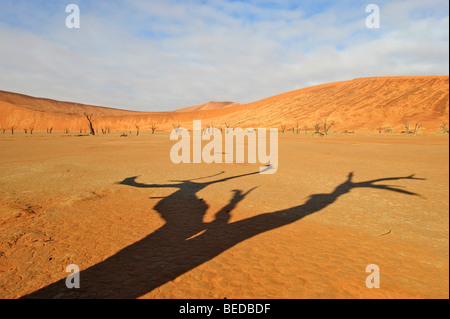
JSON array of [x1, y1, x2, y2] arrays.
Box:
[[22, 171, 424, 299]]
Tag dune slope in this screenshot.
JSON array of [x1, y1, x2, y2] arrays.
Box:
[[0, 76, 448, 132]]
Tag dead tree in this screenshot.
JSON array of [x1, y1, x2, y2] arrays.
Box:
[[280, 125, 286, 134], [24, 129, 28, 134], [311, 122, 326, 137], [135, 125, 140, 136], [440, 122, 448, 134], [207, 123, 215, 134], [304, 125, 308, 135], [203, 123, 215, 135], [151, 122, 157, 134], [403, 119, 410, 135], [224, 122, 231, 134], [84, 113, 95, 135], [64, 128, 69, 134], [11, 126, 15, 135], [314, 123, 321, 133], [312, 123, 324, 137], [413, 122, 422, 136], [29, 127, 34, 135], [295, 121, 300, 134], [173, 123, 181, 134], [323, 119, 335, 136]]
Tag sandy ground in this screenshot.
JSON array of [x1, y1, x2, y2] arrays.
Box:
[[0, 131, 448, 299]]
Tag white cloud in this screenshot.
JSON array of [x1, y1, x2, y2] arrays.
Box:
[[0, 0, 448, 111]]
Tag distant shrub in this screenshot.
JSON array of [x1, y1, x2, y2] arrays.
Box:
[[384, 128, 393, 133]]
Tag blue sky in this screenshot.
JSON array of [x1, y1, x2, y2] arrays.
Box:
[[0, 0, 448, 111]]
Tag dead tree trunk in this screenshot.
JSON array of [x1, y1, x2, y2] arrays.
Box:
[[135, 125, 140, 136], [151, 122, 157, 134], [84, 113, 95, 135], [224, 122, 231, 134], [295, 121, 300, 134], [403, 119, 410, 135], [323, 119, 335, 136], [413, 122, 422, 136], [314, 123, 321, 133], [440, 122, 448, 134], [313, 123, 324, 137]]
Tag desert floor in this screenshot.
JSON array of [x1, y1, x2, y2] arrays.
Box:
[[0, 131, 448, 299]]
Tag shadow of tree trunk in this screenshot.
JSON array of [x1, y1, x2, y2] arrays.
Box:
[[21, 171, 424, 299]]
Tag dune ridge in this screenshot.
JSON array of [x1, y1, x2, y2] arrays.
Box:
[[0, 76, 448, 133], [174, 101, 242, 112]]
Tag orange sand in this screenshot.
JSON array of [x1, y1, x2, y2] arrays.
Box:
[[174, 101, 242, 113], [1, 76, 448, 133], [0, 131, 448, 299]]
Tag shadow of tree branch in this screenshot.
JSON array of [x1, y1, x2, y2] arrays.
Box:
[[21, 171, 424, 299]]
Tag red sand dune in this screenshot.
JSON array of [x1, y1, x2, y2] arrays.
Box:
[[0, 76, 448, 133]]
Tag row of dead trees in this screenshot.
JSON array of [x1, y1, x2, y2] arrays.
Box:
[[279, 119, 335, 137], [279, 120, 449, 136], [401, 119, 422, 136], [380, 120, 448, 136], [84, 113, 157, 136], [171, 122, 234, 135], [1, 126, 36, 134], [2, 115, 449, 136]]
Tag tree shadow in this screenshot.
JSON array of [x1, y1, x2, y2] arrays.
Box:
[[21, 171, 424, 299]]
